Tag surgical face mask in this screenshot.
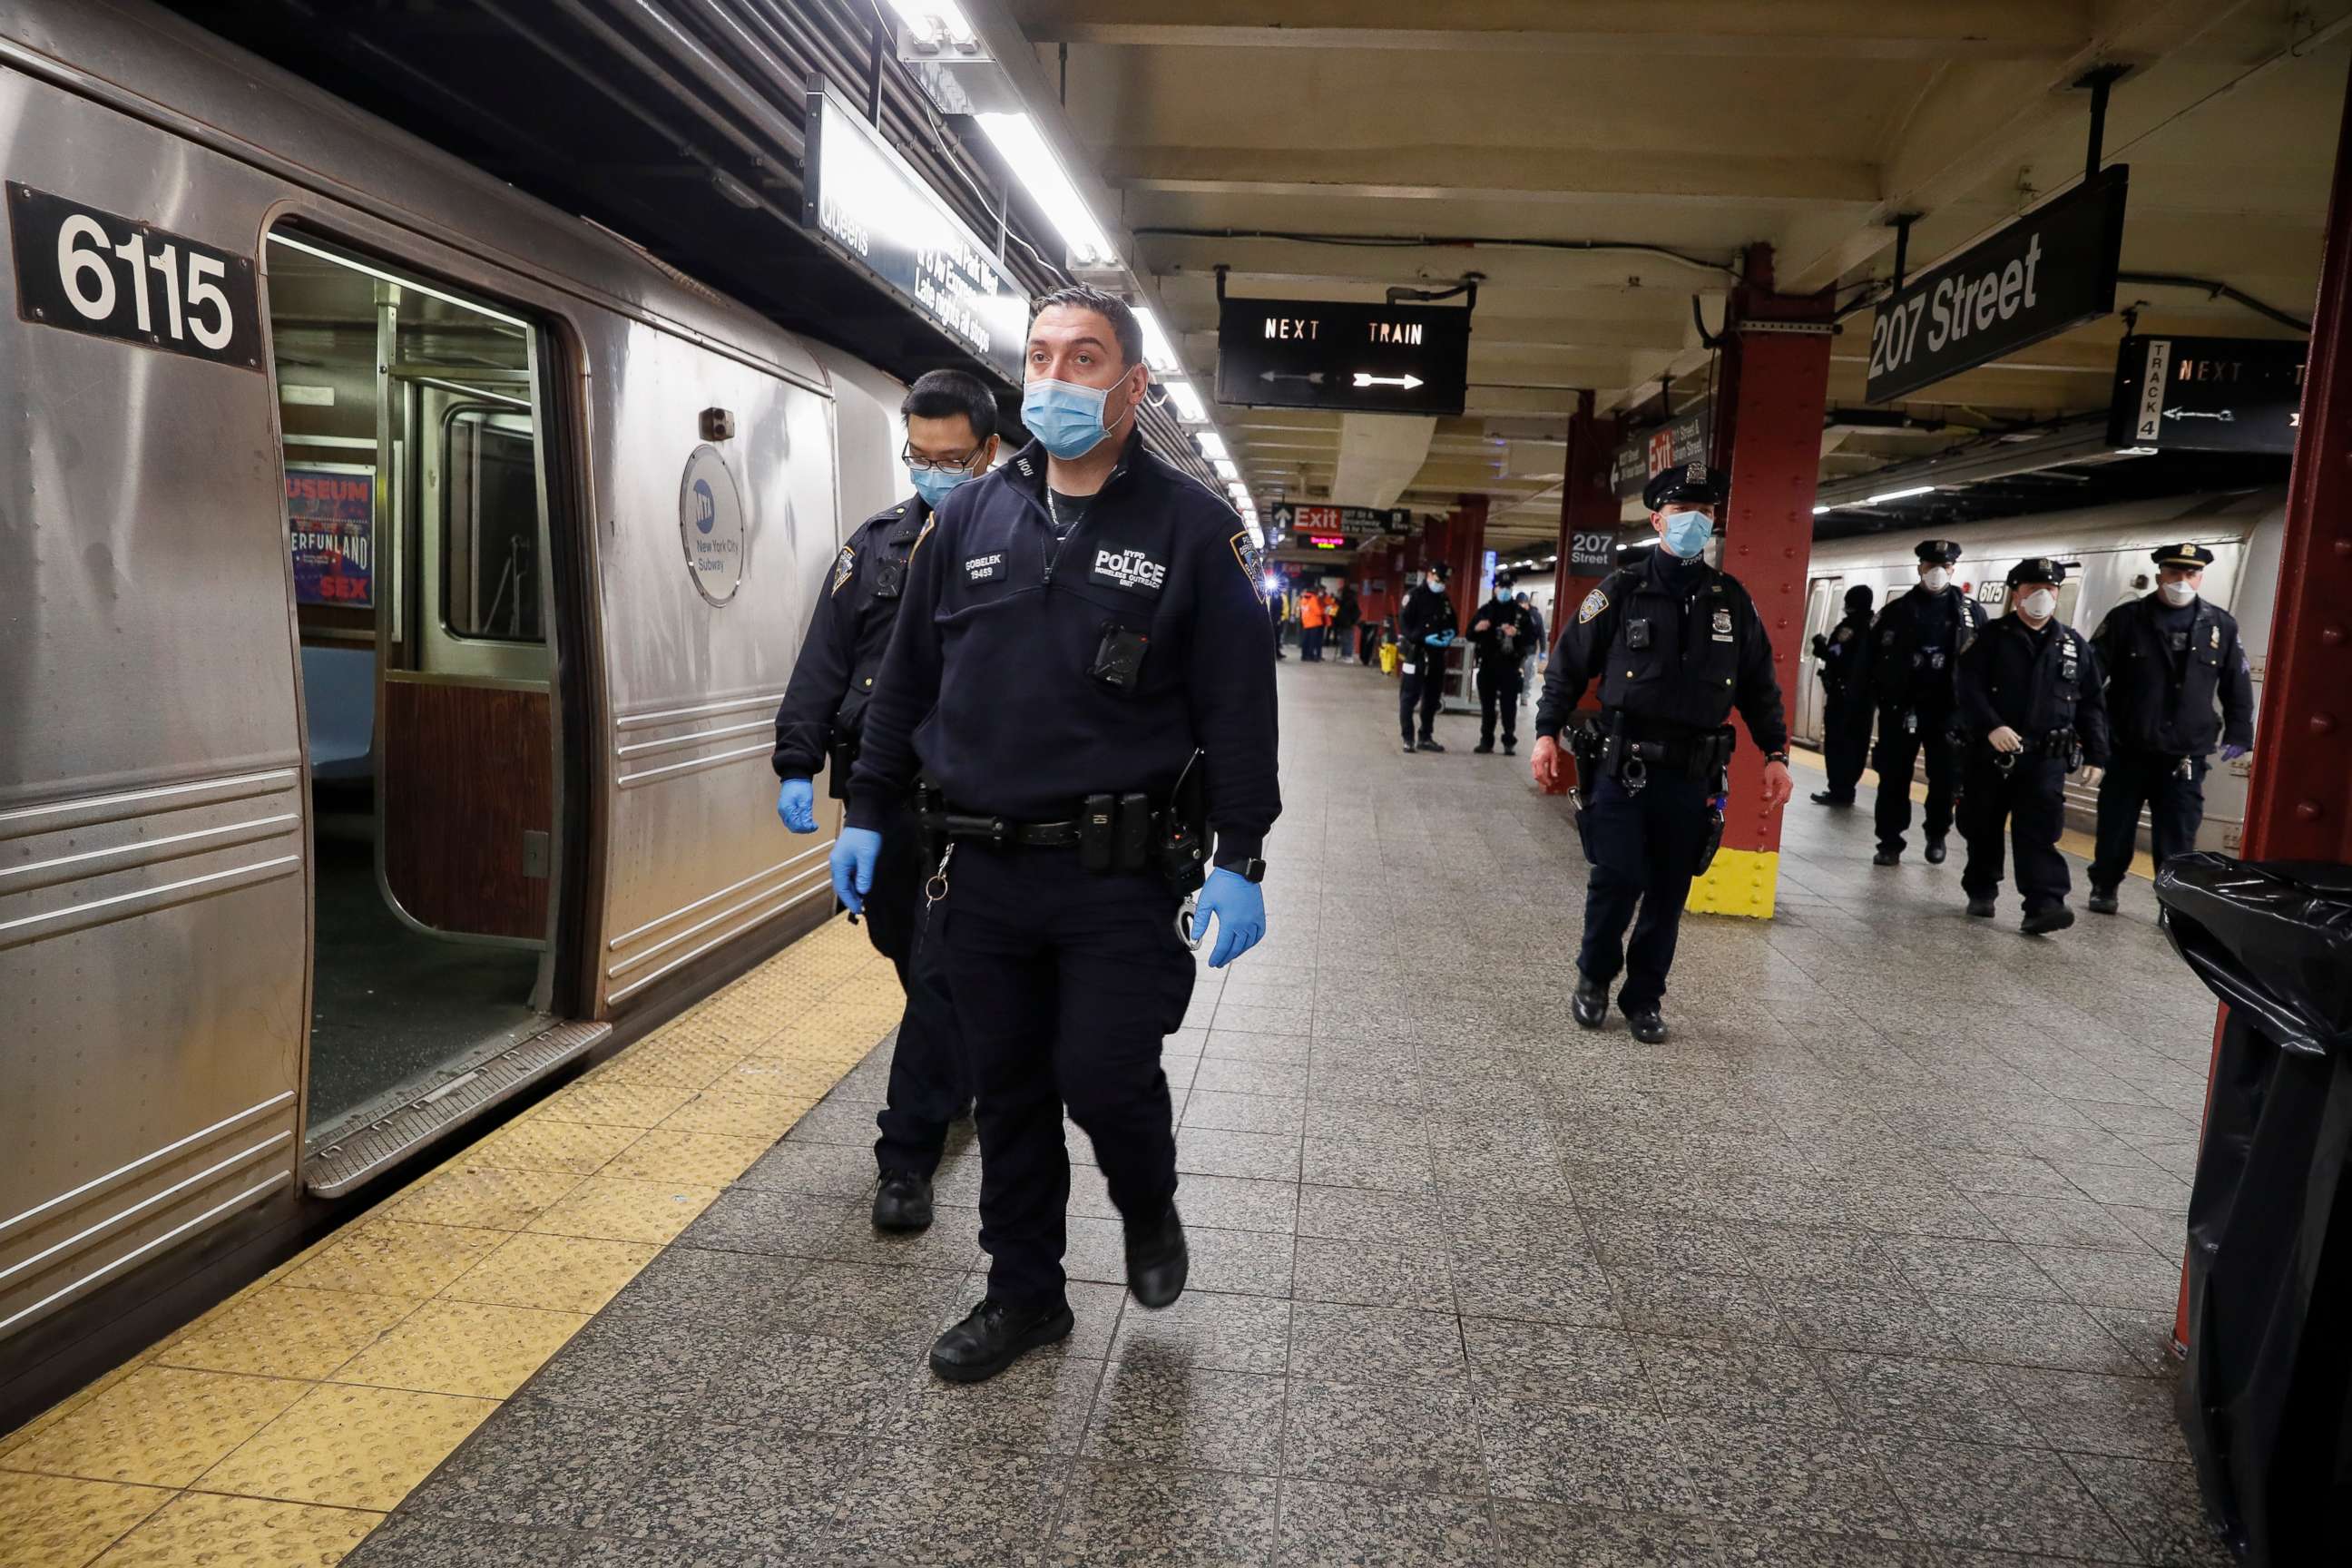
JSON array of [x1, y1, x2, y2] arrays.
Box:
[[1921, 566, 1951, 592], [1426, 573, 1444, 591], [2020, 589, 2057, 620], [2161, 580, 2198, 606], [1660, 509, 1713, 560], [908, 460, 978, 509], [1021, 374, 1130, 459]]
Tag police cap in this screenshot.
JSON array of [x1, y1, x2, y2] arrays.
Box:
[[1424, 560, 1448, 581], [1844, 583, 1875, 612], [2152, 543, 2216, 570], [2005, 557, 2066, 588], [1494, 570, 1515, 590], [1915, 539, 1963, 565], [1642, 460, 1724, 512]]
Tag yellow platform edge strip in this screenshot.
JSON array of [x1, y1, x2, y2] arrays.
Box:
[[0, 914, 899, 1568]]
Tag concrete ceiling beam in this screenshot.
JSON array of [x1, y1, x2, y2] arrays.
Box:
[[1102, 144, 1880, 207]]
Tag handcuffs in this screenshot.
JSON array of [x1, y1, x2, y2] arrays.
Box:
[[1175, 892, 1203, 950]]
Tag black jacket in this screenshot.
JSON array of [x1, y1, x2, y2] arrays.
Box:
[[2090, 593, 2255, 758], [1399, 583, 1456, 647], [1534, 549, 1788, 753], [1869, 584, 1987, 712], [1335, 589, 1361, 630], [1524, 603, 1546, 656], [1469, 595, 1536, 667], [1813, 610, 1874, 698], [1957, 613, 2111, 766], [846, 434, 1280, 870], [771, 495, 929, 779]]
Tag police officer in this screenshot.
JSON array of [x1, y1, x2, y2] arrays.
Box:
[[2084, 544, 2256, 913], [1531, 462, 1794, 1043], [772, 368, 994, 1232], [1470, 569, 1537, 754], [838, 285, 1279, 1385], [1398, 560, 1457, 753], [1808, 583, 1876, 807], [1955, 559, 2110, 934], [1868, 541, 1987, 865]]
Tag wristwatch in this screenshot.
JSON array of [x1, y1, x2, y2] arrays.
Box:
[[1228, 858, 1268, 884], [1766, 751, 1790, 766]]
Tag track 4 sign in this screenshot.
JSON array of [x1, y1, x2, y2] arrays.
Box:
[[7, 183, 261, 370], [1216, 297, 1471, 416], [2105, 334, 2307, 455]]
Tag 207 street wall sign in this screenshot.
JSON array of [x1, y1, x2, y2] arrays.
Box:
[[1864, 167, 2129, 405]]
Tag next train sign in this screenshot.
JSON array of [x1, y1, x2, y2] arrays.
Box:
[[1865, 168, 2129, 404], [1216, 298, 1472, 416], [2106, 334, 2307, 455]]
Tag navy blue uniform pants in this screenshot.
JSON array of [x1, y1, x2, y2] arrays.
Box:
[[2090, 748, 2206, 893], [1399, 652, 1445, 743], [1475, 661, 1521, 747], [936, 844, 1196, 1311], [1577, 769, 1711, 1013], [1958, 749, 2071, 913], [1873, 705, 1960, 853], [1821, 691, 1871, 799], [859, 799, 967, 1179]]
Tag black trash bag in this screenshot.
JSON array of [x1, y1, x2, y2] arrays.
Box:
[[2155, 853, 2352, 1566]]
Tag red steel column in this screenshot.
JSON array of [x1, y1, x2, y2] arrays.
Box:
[[1688, 246, 1833, 918], [2175, 48, 2352, 1353], [1446, 493, 1490, 633], [1541, 391, 1621, 794]]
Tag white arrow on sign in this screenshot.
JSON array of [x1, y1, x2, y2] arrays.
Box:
[[2164, 407, 2236, 423], [1261, 370, 1327, 385], [1353, 372, 1425, 389]]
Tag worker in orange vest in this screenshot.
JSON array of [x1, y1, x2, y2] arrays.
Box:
[[1298, 584, 1329, 662]]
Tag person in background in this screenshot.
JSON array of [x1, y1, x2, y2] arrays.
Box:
[[1298, 583, 1328, 662], [1868, 541, 1986, 867], [771, 367, 991, 1232], [1517, 591, 1545, 689], [1397, 562, 1457, 754], [2084, 544, 2255, 913], [1470, 569, 1536, 755], [1955, 558, 2109, 935], [1269, 588, 1288, 660], [1335, 583, 1361, 662], [1808, 583, 1877, 807]]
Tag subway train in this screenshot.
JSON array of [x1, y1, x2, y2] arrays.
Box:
[[0, 3, 912, 1358]]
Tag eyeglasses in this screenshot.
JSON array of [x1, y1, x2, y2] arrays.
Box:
[[902, 444, 986, 474]]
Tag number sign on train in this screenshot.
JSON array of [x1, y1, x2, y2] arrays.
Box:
[[8, 183, 262, 370]]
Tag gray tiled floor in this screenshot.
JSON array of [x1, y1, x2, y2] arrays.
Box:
[[349, 661, 2230, 1567]]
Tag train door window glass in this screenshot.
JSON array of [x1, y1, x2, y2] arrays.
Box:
[[2056, 579, 2082, 627], [445, 407, 543, 642]]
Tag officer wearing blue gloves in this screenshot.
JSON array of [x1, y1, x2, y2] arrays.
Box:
[[1397, 560, 1458, 753], [773, 368, 997, 1233], [838, 284, 1279, 1385]]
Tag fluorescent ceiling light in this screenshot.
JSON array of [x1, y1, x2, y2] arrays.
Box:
[[887, 1, 977, 49], [1164, 380, 1208, 423], [1193, 432, 1228, 461], [1812, 505, 1832, 515], [975, 112, 1115, 267], [1213, 458, 1240, 481], [1227, 481, 1252, 506], [1134, 307, 1182, 375], [1865, 485, 1938, 505]]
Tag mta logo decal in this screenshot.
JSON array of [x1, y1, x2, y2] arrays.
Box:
[[693, 478, 717, 535]]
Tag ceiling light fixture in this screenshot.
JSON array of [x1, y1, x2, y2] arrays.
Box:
[[1164, 380, 1208, 423], [975, 112, 1116, 267], [1193, 432, 1228, 461], [1864, 485, 1938, 505], [887, 1, 980, 54], [1133, 306, 1182, 375]]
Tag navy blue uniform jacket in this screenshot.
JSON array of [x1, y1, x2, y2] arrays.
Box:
[[771, 495, 928, 779], [847, 434, 1280, 870]]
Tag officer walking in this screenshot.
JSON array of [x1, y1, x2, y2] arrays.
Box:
[[1808, 583, 1876, 807], [1955, 559, 2110, 934], [772, 368, 993, 1232], [1530, 463, 1794, 1043], [1470, 569, 1537, 755], [1868, 541, 1987, 866], [838, 285, 1279, 1385], [2084, 544, 2255, 912], [1398, 560, 1457, 754]]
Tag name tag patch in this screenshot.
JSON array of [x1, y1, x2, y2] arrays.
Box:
[[964, 552, 1005, 583], [1091, 545, 1167, 595]]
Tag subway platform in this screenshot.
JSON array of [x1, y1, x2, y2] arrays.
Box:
[[7, 659, 2225, 1567]]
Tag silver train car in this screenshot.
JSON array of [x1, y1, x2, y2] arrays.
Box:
[[0, 1, 908, 1360], [1791, 487, 2285, 853]]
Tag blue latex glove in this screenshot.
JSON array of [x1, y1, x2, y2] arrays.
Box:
[[1423, 630, 1454, 648], [830, 828, 882, 916], [2220, 744, 2249, 761], [777, 778, 818, 834], [1192, 867, 1266, 969]]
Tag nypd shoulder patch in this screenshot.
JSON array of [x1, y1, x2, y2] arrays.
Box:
[[1230, 530, 1265, 592], [829, 544, 856, 594], [1577, 587, 1609, 624]]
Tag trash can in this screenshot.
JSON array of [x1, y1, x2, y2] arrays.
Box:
[[2155, 853, 2352, 1567]]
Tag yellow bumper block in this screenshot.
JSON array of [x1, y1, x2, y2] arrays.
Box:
[[1687, 846, 1779, 919]]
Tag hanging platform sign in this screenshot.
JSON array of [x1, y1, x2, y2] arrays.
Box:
[[1267, 502, 1410, 542], [2105, 334, 2307, 455], [1612, 406, 1711, 500], [1865, 167, 2129, 405], [1216, 297, 1471, 416], [803, 88, 1028, 386]]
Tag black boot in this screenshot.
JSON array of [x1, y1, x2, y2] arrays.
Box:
[[1810, 790, 1853, 807], [1924, 837, 1947, 864], [1417, 738, 1446, 753], [1572, 975, 1608, 1029], [1125, 1205, 1189, 1308], [1503, 740, 1516, 756], [2021, 904, 2075, 936], [1473, 740, 1494, 754], [2087, 887, 2120, 915], [1402, 740, 1418, 756], [928, 1297, 1074, 1384], [1966, 897, 1996, 918], [872, 1170, 934, 1233], [1623, 1006, 1669, 1044], [1872, 848, 1901, 867]]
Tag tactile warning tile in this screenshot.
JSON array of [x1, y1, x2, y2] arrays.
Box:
[[523, 1174, 720, 1245], [2, 1367, 307, 1489], [378, 1164, 583, 1231], [656, 1090, 816, 1141], [194, 1383, 492, 1511], [590, 1044, 744, 1091], [600, 1128, 771, 1186], [440, 1231, 659, 1315], [149, 1288, 420, 1383], [0, 1361, 142, 1465], [525, 1075, 697, 1129], [462, 1117, 642, 1176], [87, 1491, 378, 1567], [0, 1470, 171, 1568], [279, 1220, 505, 1298], [711, 1054, 869, 1099], [328, 1299, 589, 1400]]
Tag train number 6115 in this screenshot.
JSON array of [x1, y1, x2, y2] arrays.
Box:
[[9, 181, 262, 370]]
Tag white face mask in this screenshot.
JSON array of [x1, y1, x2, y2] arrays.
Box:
[[2161, 580, 2198, 606], [1921, 566, 1951, 592], [2020, 589, 2058, 620]]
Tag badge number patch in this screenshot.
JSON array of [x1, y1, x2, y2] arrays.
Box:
[[829, 544, 856, 595], [1577, 587, 1609, 625], [964, 552, 1005, 583], [1711, 606, 1734, 642]]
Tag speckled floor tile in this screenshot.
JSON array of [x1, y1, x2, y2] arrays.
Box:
[[1109, 1288, 1292, 1373], [1301, 1133, 1438, 1193], [1928, 1292, 2147, 1375], [1871, 1436, 2137, 1559], [1709, 1524, 1948, 1565], [601, 1420, 858, 1554], [1606, 1268, 1792, 1342], [1449, 1253, 1622, 1328], [1175, 1173, 1302, 1234], [2018, 1243, 2178, 1309], [1273, 1480, 1494, 1567], [1817, 1353, 2039, 1446], [1283, 1377, 1489, 1494], [1177, 1126, 1304, 1182], [400, 1397, 671, 1533], [1879, 1235, 2067, 1301], [1666, 1415, 1910, 1538], [1185, 1223, 1299, 1297], [1288, 1302, 1466, 1383], [733, 1140, 882, 1199], [1993, 1367, 2187, 1459], [2063, 1454, 2235, 1565], [1463, 1321, 1651, 1409], [1184, 1089, 1308, 1136], [1634, 1336, 1844, 1426], [1488, 1502, 1720, 1567], [1469, 1388, 1692, 1512], [1292, 1236, 1455, 1310], [828, 1442, 1061, 1565], [595, 1244, 805, 1333], [1296, 1184, 1443, 1243], [1047, 1462, 1279, 1567], [1081, 1359, 1285, 1473], [338, 1513, 589, 1567], [871, 1348, 1105, 1455], [1767, 1283, 1958, 1357]]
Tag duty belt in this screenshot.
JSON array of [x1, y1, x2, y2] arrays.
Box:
[[926, 808, 1094, 848], [1990, 729, 2082, 770]]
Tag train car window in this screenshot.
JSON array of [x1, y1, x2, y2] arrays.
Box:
[[444, 407, 543, 642]]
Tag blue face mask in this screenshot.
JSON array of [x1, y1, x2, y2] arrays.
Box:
[[1022, 376, 1126, 459], [1661, 509, 1713, 560], [908, 462, 977, 510]]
